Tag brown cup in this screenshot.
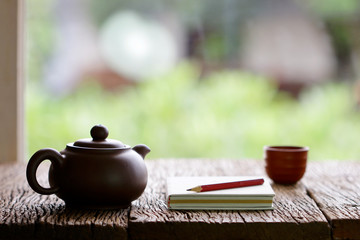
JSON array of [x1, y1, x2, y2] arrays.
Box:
[[264, 146, 309, 184]]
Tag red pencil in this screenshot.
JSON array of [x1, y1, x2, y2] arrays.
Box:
[[186, 178, 265, 193]]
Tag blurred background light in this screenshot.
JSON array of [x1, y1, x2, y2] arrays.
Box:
[[99, 11, 179, 80]]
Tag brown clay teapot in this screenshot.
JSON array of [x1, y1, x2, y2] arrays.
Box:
[[26, 124, 150, 209]]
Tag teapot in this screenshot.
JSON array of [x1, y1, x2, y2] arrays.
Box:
[[26, 124, 150, 209]]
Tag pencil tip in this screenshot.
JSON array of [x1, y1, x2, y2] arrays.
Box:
[[187, 186, 201, 192]]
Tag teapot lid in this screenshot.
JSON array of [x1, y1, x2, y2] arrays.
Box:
[[72, 125, 128, 149]]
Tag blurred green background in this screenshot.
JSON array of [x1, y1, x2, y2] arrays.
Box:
[[27, 63, 360, 160], [26, 0, 360, 161]]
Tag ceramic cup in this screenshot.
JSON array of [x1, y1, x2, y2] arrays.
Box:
[[264, 146, 309, 184]]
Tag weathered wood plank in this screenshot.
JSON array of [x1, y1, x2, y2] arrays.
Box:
[[0, 163, 129, 240], [2, 160, 359, 240], [129, 159, 330, 240], [305, 162, 360, 240]]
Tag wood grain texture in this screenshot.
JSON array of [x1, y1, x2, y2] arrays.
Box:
[[305, 162, 360, 240], [129, 159, 330, 240], [2, 160, 360, 240], [0, 0, 25, 163], [0, 163, 129, 240]]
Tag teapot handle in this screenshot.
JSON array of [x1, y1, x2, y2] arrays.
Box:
[[26, 148, 64, 195]]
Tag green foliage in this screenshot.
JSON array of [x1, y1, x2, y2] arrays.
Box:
[[309, 0, 359, 17], [26, 63, 360, 161], [27, 0, 55, 84]]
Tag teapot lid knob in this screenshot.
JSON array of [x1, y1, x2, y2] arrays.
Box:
[[91, 125, 109, 141], [72, 124, 127, 148]]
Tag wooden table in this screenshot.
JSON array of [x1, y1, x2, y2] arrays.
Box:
[[1, 159, 360, 240]]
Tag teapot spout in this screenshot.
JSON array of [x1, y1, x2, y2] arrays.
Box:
[[132, 144, 151, 159]]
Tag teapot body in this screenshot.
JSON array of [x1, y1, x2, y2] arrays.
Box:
[[26, 125, 150, 209], [48, 146, 148, 209]]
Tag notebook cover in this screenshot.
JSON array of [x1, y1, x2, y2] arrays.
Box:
[[166, 176, 275, 210]]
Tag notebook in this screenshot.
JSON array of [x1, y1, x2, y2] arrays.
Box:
[[166, 176, 275, 210]]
